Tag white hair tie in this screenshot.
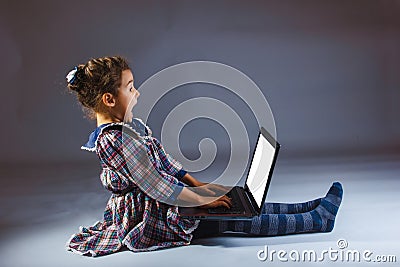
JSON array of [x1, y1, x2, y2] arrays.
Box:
[[66, 66, 78, 84]]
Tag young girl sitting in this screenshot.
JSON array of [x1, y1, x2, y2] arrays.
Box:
[[65, 56, 343, 257]]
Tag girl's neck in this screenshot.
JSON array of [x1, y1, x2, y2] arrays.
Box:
[[96, 113, 122, 127]]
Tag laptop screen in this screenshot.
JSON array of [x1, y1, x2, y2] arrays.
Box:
[[245, 129, 277, 209]]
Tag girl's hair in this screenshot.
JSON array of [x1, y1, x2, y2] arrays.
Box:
[[67, 56, 130, 119]]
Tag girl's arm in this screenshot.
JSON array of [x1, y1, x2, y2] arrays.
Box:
[[181, 173, 202, 187]]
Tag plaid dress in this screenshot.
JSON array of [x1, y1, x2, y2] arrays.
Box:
[[66, 119, 199, 256]]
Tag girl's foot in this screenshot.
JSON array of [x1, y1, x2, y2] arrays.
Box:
[[310, 182, 343, 232]]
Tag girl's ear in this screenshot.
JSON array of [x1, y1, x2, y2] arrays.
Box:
[[102, 93, 116, 107]]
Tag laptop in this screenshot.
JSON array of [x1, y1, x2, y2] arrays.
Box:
[[179, 126, 280, 220]]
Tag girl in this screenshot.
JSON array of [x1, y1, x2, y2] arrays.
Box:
[[65, 56, 343, 257]]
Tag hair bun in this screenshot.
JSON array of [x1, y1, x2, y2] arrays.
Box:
[[67, 65, 86, 93]]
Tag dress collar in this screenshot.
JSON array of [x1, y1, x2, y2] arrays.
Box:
[[81, 118, 152, 152]]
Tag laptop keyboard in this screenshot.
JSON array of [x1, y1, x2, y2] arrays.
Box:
[[208, 189, 245, 214]]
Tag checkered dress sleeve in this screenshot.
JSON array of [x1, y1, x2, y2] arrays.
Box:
[[149, 137, 188, 180], [131, 118, 187, 180], [97, 129, 183, 204]]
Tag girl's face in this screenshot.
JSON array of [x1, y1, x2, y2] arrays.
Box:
[[114, 69, 140, 122]]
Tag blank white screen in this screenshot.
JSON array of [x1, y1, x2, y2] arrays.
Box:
[[245, 134, 275, 208]]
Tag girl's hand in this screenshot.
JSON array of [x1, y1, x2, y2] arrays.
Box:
[[194, 182, 232, 196], [198, 195, 233, 209], [182, 173, 230, 195]]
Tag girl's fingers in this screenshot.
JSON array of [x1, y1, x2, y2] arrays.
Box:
[[215, 200, 229, 209], [222, 200, 231, 208], [199, 195, 232, 209], [219, 195, 232, 207]]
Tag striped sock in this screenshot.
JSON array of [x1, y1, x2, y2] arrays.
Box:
[[262, 198, 321, 214], [219, 182, 343, 236]]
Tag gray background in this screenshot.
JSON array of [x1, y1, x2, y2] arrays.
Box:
[[1, 1, 400, 266], [1, 0, 399, 166]]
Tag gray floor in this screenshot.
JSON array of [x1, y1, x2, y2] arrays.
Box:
[[0, 155, 399, 267]]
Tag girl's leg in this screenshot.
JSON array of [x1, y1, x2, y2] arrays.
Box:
[[219, 182, 343, 236], [191, 220, 220, 239], [262, 198, 321, 214]]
